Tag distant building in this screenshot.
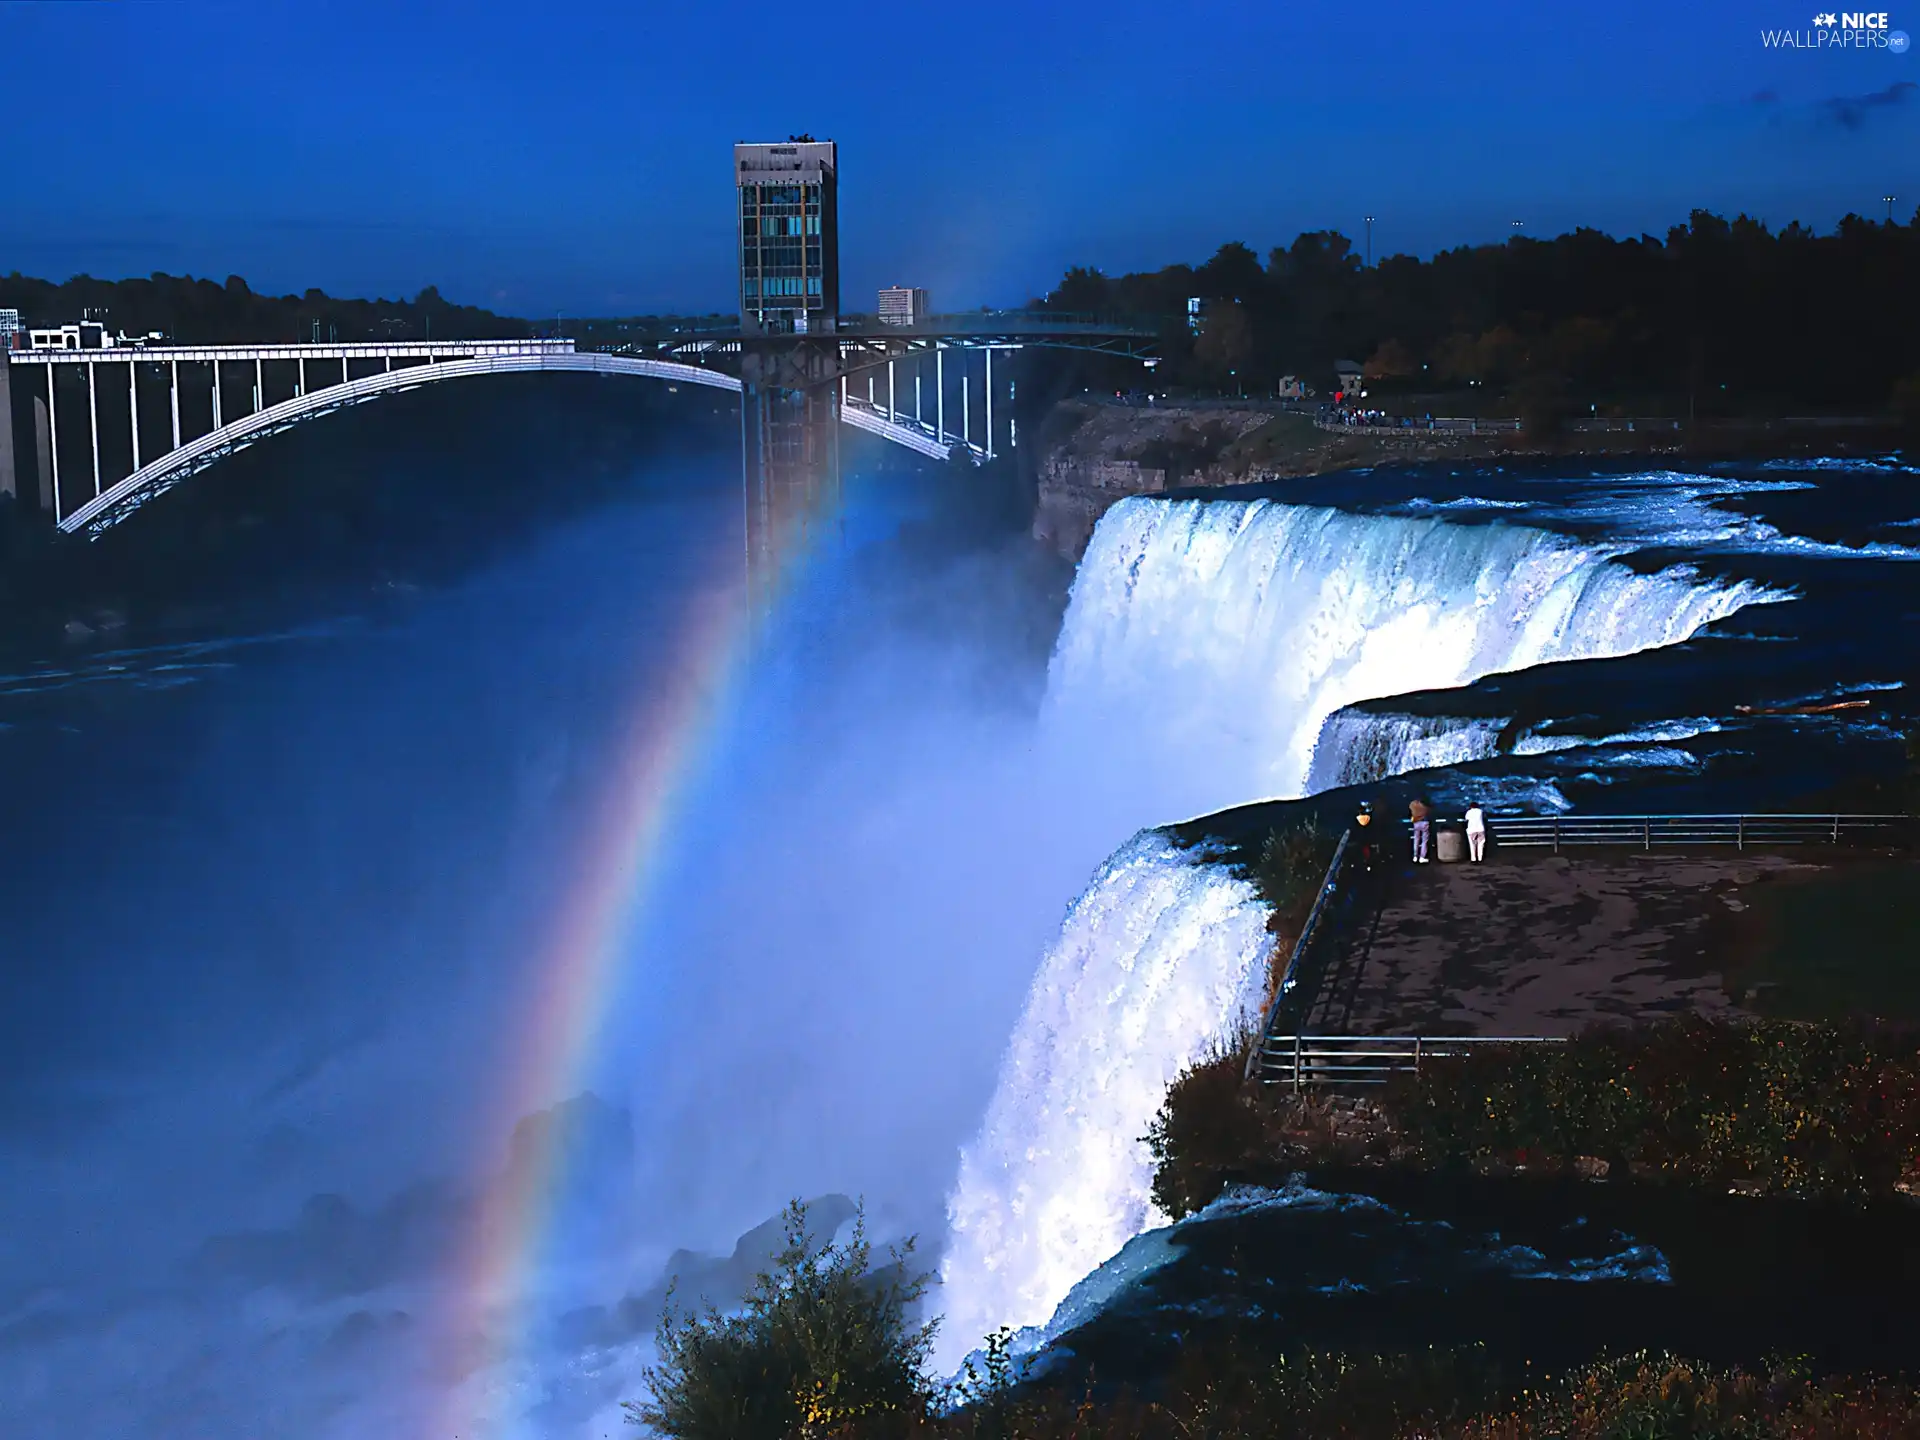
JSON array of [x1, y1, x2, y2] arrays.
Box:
[[735, 138, 839, 334], [0, 309, 22, 350], [1333, 359, 1364, 397], [25, 321, 163, 350], [30, 320, 111, 350], [1186, 297, 1206, 335], [877, 286, 929, 327], [1277, 375, 1308, 399]]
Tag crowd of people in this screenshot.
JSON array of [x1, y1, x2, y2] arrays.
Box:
[[1320, 404, 1437, 429]]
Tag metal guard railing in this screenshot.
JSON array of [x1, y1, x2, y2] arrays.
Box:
[[1483, 812, 1909, 851], [1242, 829, 1353, 1080], [1257, 1034, 1567, 1089]]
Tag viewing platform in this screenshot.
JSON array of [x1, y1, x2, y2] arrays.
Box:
[[1251, 814, 1916, 1086]]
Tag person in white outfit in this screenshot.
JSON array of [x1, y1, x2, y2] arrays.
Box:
[[1465, 802, 1487, 862]]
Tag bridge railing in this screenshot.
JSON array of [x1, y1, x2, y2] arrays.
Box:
[[594, 310, 1166, 342], [1255, 1034, 1566, 1089], [841, 309, 1165, 335], [1481, 812, 1910, 851]]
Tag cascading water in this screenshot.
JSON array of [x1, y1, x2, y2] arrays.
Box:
[[1042, 496, 1786, 824], [1305, 712, 1509, 790], [941, 495, 1786, 1368], [937, 830, 1270, 1368]]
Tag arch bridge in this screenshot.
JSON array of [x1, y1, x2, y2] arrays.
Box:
[[0, 318, 1154, 544]]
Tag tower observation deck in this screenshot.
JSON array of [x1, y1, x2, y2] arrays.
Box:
[[736, 139, 839, 336]]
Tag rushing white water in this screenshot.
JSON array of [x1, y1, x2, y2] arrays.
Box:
[[936, 830, 1269, 1368], [1305, 712, 1508, 790], [942, 495, 1786, 1369], [1306, 711, 1732, 790], [1043, 497, 1786, 822]]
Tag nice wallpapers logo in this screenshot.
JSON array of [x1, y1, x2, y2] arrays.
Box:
[[1762, 11, 1912, 50]]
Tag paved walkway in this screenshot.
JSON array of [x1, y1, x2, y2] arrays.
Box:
[[1304, 853, 1828, 1035]]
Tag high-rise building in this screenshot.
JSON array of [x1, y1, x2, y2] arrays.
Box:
[[735, 139, 838, 334], [877, 286, 929, 327], [0, 309, 22, 350]]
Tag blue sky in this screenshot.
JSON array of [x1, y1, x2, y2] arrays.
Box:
[[2, 0, 1914, 315]]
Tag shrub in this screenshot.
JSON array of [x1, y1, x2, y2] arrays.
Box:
[[628, 1199, 936, 1440], [1145, 1043, 1265, 1219], [1387, 1018, 1920, 1199], [1436, 1352, 1920, 1440], [1252, 818, 1336, 922]]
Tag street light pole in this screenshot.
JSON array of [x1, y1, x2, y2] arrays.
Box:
[[1886, 194, 1898, 223], [1365, 215, 1375, 268]]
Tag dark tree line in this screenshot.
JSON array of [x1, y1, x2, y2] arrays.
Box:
[[1038, 208, 1920, 418], [0, 272, 524, 345]]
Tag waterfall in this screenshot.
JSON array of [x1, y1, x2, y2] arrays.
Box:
[[1304, 711, 1508, 791], [936, 830, 1269, 1369], [941, 495, 1787, 1367], [1042, 497, 1785, 822]]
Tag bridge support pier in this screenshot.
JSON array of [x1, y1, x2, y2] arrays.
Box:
[[45, 367, 61, 517], [32, 395, 53, 513], [985, 348, 993, 461], [739, 338, 842, 621], [86, 362, 100, 500], [0, 351, 18, 503]]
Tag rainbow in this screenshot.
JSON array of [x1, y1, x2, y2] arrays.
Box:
[[430, 528, 773, 1437]]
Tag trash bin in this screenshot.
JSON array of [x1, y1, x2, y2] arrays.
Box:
[[1436, 826, 1467, 863]]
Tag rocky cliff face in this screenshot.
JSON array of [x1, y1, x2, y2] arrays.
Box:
[[1029, 401, 1485, 559], [1030, 399, 1735, 561], [1031, 404, 1283, 558]]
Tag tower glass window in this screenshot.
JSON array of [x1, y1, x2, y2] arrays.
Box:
[[735, 141, 839, 334]]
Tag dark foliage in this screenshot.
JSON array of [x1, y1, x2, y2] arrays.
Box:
[[0, 271, 520, 344], [1035, 210, 1920, 415], [1146, 1020, 1920, 1211], [1145, 1046, 1265, 1219], [1389, 1018, 1920, 1200], [931, 1338, 1500, 1440], [1252, 818, 1337, 923], [627, 1200, 936, 1440], [1432, 1353, 1920, 1440], [883, 1338, 1918, 1440]]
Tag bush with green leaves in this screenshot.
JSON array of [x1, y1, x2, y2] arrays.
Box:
[[1390, 1018, 1920, 1199], [627, 1199, 935, 1440], [1433, 1352, 1920, 1440], [1145, 1043, 1267, 1219], [1251, 818, 1337, 923]]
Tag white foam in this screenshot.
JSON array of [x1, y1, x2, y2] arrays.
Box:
[[935, 831, 1270, 1370], [1519, 471, 1920, 558], [1044, 496, 1784, 820], [1512, 717, 1724, 755]]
